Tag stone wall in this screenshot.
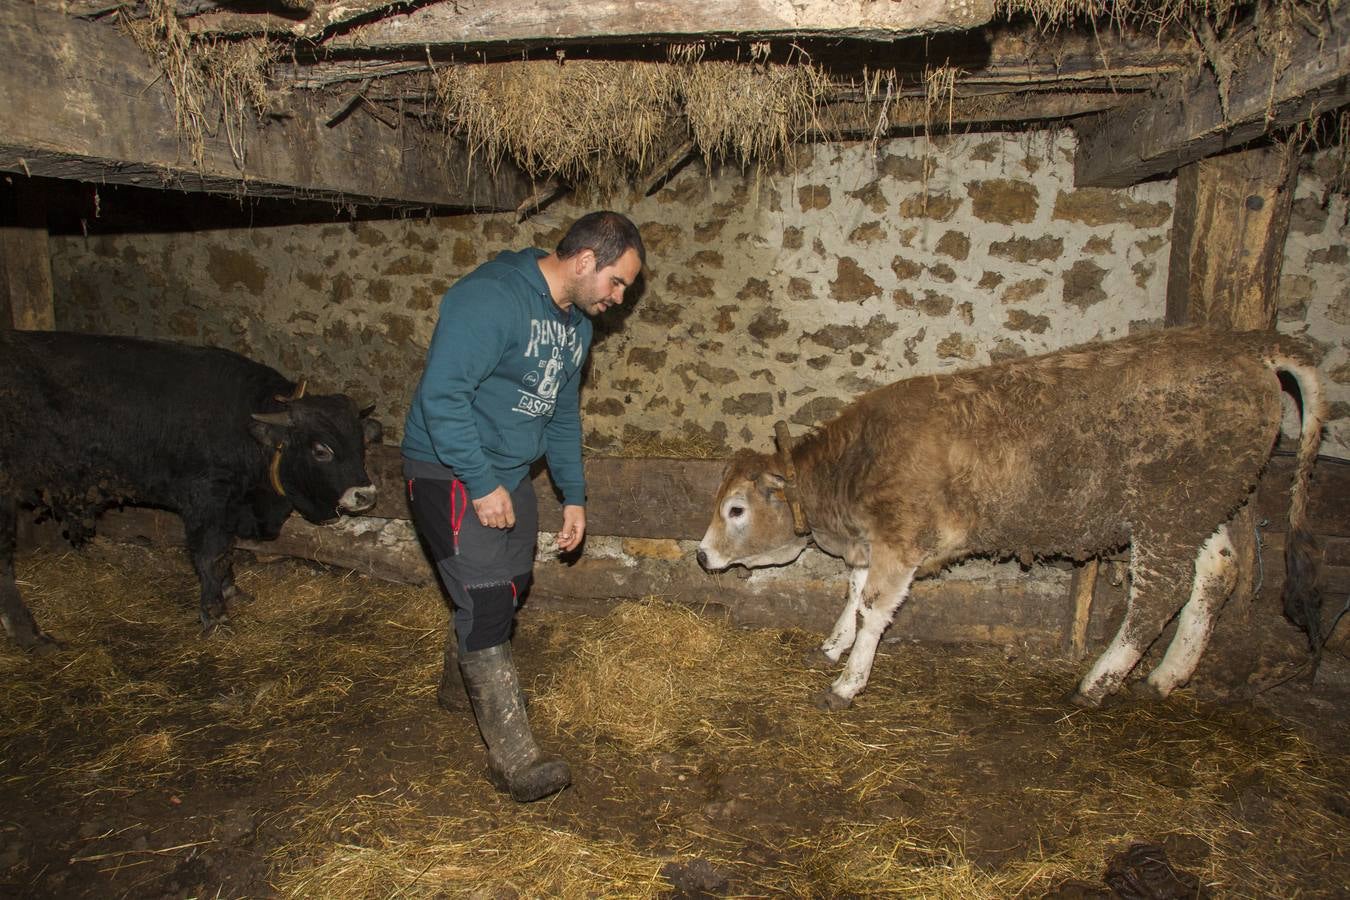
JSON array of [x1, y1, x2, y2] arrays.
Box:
[[50, 129, 1350, 459], [41, 128, 1350, 660]]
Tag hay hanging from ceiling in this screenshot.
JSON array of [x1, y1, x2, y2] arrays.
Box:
[[123, 0, 282, 169], [431, 60, 680, 186], [995, 0, 1248, 29], [430, 57, 831, 187]]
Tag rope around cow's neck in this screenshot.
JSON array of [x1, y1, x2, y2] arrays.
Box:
[[773, 420, 810, 536], [266, 378, 308, 499]]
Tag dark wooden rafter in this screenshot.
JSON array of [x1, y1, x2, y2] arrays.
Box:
[[322, 0, 996, 50], [1073, 3, 1350, 188], [0, 1, 536, 211]]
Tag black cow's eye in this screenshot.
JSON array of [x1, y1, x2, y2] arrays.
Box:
[[312, 442, 334, 462], [728, 505, 745, 519]]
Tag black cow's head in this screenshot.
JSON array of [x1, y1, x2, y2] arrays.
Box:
[[249, 394, 379, 524]]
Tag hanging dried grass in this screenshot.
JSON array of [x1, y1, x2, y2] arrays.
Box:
[[431, 60, 681, 187], [430, 55, 831, 187], [680, 58, 830, 169], [123, 0, 283, 168], [995, 0, 1248, 31]]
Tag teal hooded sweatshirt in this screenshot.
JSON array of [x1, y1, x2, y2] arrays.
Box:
[[401, 249, 591, 506]]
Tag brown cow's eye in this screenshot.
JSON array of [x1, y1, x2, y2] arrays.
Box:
[[312, 442, 334, 462], [728, 505, 745, 519]]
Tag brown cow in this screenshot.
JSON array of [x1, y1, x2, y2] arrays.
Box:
[[696, 328, 1324, 709]]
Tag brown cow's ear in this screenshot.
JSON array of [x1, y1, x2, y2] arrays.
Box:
[[756, 471, 786, 498]]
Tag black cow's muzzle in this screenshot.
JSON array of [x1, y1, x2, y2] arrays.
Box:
[[339, 484, 378, 514]]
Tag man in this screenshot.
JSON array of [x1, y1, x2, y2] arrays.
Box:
[[402, 211, 644, 802]]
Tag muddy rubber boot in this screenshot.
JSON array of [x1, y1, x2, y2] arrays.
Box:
[[440, 634, 526, 713], [459, 643, 570, 802]]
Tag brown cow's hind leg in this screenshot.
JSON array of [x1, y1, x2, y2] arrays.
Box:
[[1141, 525, 1238, 698], [1072, 531, 1201, 707]]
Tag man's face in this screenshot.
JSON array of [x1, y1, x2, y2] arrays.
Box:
[[567, 248, 642, 317]]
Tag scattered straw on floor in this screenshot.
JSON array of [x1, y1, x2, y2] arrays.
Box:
[[3, 541, 1346, 898]]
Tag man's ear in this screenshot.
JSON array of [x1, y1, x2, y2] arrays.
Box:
[[574, 248, 596, 275]]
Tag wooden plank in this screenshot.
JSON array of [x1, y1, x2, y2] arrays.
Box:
[[0, 1, 534, 211], [1069, 558, 1098, 659], [288, 26, 1191, 89], [1164, 143, 1301, 329], [0, 178, 54, 330], [363, 444, 723, 540], [325, 0, 995, 51], [1255, 455, 1350, 539], [1072, 4, 1350, 188], [360, 447, 1350, 542]]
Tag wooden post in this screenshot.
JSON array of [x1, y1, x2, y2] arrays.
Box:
[[1069, 558, 1099, 659], [1165, 142, 1302, 330], [0, 177, 55, 331]]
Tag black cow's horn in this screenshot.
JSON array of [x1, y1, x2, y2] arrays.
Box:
[[274, 379, 308, 403], [252, 411, 294, 427]]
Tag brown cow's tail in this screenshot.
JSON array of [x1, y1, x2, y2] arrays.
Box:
[[1270, 348, 1326, 655]]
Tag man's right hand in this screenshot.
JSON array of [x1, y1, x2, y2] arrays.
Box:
[[473, 485, 516, 529]]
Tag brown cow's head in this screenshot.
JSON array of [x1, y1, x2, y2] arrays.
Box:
[[697, 449, 810, 572]]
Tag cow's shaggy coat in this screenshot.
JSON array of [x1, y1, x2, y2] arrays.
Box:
[[697, 328, 1324, 708], [0, 331, 379, 650]]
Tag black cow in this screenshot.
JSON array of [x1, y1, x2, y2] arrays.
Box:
[[0, 330, 380, 650]]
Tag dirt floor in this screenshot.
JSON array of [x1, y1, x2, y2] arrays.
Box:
[[1, 540, 1347, 898]]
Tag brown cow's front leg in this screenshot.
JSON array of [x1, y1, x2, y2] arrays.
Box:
[[817, 549, 920, 710], [817, 566, 868, 667]]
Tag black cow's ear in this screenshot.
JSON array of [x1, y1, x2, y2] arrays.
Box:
[[249, 411, 292, 446], [756, 471, 786, 498], [362, 416, 384, 445]]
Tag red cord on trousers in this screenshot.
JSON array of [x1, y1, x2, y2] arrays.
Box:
[[449, 479, 469, 552]]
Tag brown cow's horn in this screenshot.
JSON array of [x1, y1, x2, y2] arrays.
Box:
[[773, 420, 810, 536]]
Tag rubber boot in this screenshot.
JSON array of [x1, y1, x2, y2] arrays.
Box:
[[439, 633, 525, 713], [459, 643, 570, 802]]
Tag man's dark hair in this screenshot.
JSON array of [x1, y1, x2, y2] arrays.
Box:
[[556, 211, 646, 269]]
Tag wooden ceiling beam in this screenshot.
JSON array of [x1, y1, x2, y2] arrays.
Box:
[[1072, 4, 1350, 188], [323, 0, 996, 52], [0, 1, 534, 211]]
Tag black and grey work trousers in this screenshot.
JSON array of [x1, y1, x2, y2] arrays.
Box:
[[406, 474, 537, 654]]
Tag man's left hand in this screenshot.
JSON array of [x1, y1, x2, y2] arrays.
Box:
[[557, 505, 586, 552]]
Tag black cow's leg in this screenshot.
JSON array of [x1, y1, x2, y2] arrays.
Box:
[[0, 496, 58, 652], [185, 521, 235, 631]]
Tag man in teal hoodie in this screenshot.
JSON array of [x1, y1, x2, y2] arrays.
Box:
[[403, 211, 644, 802]]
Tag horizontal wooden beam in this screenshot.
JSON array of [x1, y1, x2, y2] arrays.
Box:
[[0, 1, 534, 210], [358, 445, 1350, 542], [280, 25, 1191, 89], [1073, 4, 1350, 188], [362, 444, 724, 540], [325, 0, 995, 52]]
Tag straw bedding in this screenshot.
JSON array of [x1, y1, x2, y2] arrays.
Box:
[[1, 539, 1345, 897]]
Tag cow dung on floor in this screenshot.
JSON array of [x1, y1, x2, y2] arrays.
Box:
[[0, 540, 1346, 898]]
